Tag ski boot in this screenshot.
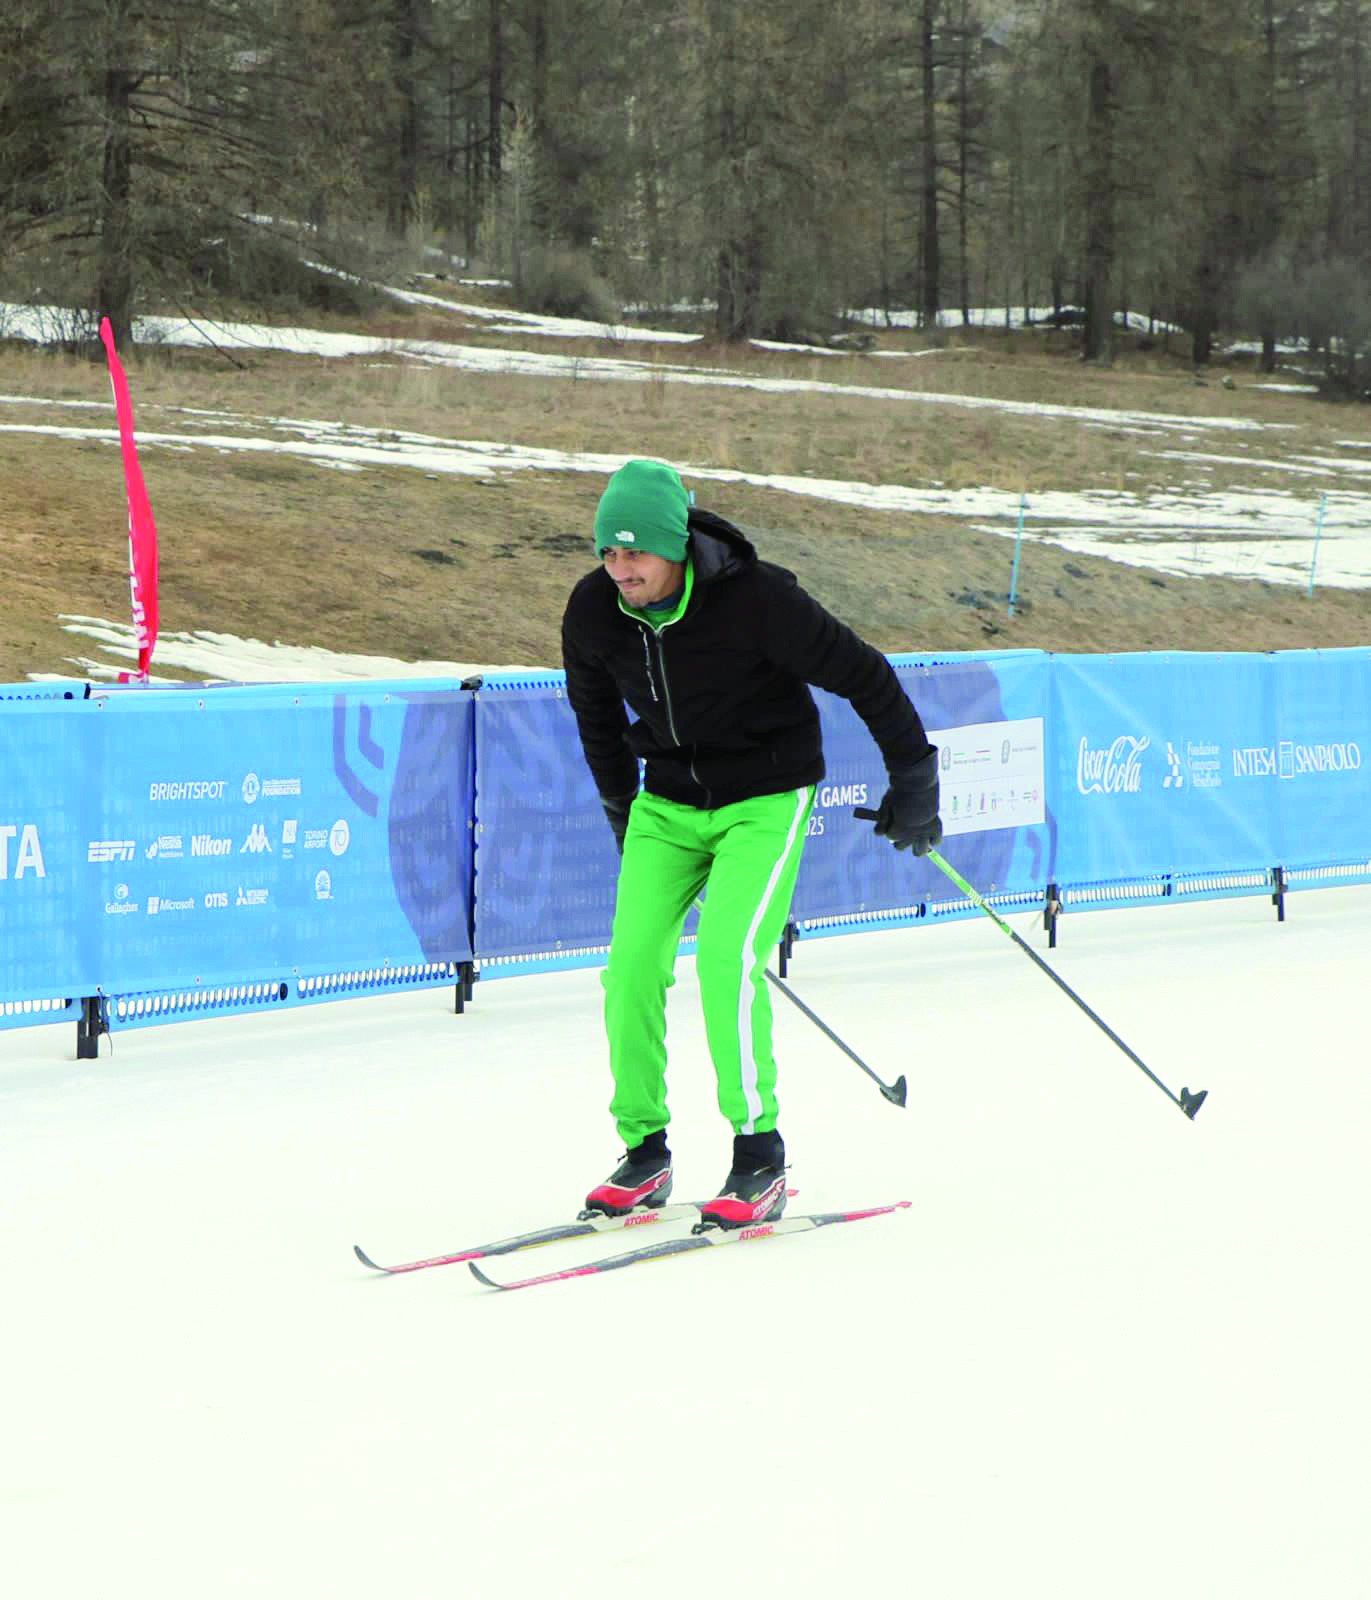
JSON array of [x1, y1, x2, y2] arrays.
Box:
[[696, 1131, 787, 1232], [581, 1131, 673, 1218]]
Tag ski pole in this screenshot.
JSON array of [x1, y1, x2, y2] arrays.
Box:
[[764, 966, 908, 1107], [852, 813, 1207, 1120], [693, 898, 907, 1108]]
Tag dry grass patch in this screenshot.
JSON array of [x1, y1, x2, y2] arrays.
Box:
[[1, 329, 1368, 683]]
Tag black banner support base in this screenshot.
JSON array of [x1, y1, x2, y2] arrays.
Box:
[[76, 995, 106, 1060]]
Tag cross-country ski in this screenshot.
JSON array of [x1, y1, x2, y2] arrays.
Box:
[[353, 1191, 798, 1275], [468, 1202, 912, 1290]]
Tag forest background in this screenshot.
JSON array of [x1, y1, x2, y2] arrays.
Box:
[[2, 0, 1370, 680]]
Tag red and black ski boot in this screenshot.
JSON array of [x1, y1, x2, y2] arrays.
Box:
[[581, 1131, 673, 1218], [697, 1131, 787, 1231]]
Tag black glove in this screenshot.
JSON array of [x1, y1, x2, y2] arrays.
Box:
[[601, 792, 636, 854], [873, 747, 943, 856]]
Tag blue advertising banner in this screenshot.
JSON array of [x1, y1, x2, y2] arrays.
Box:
[[473, 655, 1054, 958], [0, 683, 473, 1002], [1268, 649, 1371, 866], [791, 652, 1054, 924], [0, 699, 101, 998], [1050, 653, 1278, 883], [474, 679, 624, 960], [7, 647, 1370, 1027]]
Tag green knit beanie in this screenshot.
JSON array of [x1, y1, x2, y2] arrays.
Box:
[[593, 460, 690, 560]]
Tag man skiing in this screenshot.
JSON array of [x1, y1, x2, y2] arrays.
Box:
[[561, 459, 941, 1230]]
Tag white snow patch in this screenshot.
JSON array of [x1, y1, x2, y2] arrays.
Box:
[[2, 887, 1368, 1598]]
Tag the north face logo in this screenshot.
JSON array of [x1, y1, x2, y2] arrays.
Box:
[[615, 530, 637, 543]]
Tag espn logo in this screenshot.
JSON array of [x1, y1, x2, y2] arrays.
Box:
[[88, 840, 137, 863]]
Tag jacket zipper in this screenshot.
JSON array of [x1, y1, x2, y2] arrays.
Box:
[[645, 621, 710, 807], [640, 629, 659, 702]]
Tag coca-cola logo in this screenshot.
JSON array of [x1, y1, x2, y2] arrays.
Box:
[[1077, 735, 1149, 795]]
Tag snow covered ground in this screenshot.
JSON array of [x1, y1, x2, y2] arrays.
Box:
[[3, 883, 1367, 1598], [35, 613, 528, 684]]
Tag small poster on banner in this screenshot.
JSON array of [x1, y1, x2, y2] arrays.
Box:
[[935, 717, 1045, 836]]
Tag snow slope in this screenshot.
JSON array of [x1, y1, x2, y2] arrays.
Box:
[[3, 885, 1367, 1599]]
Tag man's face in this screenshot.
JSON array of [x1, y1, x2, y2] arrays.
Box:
[[601, 547, 684, 607]]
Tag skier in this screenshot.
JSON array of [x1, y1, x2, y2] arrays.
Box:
[[562, 459, 941, 1229]]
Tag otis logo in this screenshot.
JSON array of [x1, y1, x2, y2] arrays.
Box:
[[1077, 736, 1149, 795], [0, 823, 46, 880], [204, 891, 229, 909]]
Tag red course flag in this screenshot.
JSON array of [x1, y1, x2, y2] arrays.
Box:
[[98, 316, 160, 681]]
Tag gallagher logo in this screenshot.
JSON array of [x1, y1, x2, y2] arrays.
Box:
[[1077, 736, 1148, 795]]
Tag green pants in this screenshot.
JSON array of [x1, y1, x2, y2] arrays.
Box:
[[602, 786, 815, 1148]]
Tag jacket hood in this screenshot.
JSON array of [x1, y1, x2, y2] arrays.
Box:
[[687, 508, 756, 583]]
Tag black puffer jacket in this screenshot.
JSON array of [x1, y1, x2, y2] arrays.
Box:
[[561, 509, 931, 810]]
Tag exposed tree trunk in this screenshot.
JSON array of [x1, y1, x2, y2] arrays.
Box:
[[1191, 265, 1216, 365], [955, 0, 971, 325], [917, 0, 940, 331], [388, 0, 423, 235], [712, 8, 762, 342], [527, 0, 549, 235], [716, 79, 762, 344], [1082, 54, 1114, 364], [97, 64, 136, 352], [1256, 0, 1280, 372], [1347, 0, 1368, 257], [1260, 331, 1276, 374], [465, 106, 482, 256], [488, 0, 504, 183]]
